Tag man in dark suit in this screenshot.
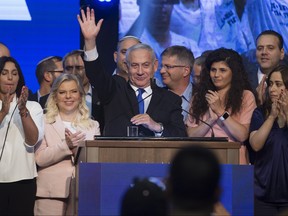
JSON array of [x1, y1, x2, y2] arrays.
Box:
[[242, 30, 285, 165], [78, 7, 186, 137], [244, 30, 285, 105], [28, 56, 63, 108]]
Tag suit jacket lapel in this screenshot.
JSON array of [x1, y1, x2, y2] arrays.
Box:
[[126, 82, 138, 116], [51, 114, 66, 141], [146, 86, 162, 115], [91, 86, 100, 106]]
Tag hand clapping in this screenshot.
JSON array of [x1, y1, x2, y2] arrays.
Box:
[[65, 128, 86, 149], [18, 86, 28, 111], [205, 90, 225, 117], [0, 88, 13, 116], [256, 75, 267, 105], [278, 89, 288, 118]]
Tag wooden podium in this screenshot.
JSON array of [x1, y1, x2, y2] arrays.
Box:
[[76, 137, 240, 164], [71, 138, 241, 215]]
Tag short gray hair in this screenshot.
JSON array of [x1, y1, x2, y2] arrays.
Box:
[[125, 43, 156, 65]]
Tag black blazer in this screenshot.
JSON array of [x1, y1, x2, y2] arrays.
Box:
[[90, 86, 105, 133], [28, 90, 38, 102], [242, 55, 259, 91], [85, 58, 186, 137], [28, 91, 47, 109], [246, 65, 259, 91]]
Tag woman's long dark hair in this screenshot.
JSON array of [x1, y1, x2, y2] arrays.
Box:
[[0, 56, 25, 98], [190, 48, 253, 122], [262, 64, 288, 118]]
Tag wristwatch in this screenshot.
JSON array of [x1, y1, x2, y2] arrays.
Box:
[[220, 111, 230, 121], [158, 123, 164, 133]]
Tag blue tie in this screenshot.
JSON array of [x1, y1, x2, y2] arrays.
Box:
[[137, 88, 145, 114]]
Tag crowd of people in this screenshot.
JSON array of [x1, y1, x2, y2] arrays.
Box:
[[0, 4, 287, 216]]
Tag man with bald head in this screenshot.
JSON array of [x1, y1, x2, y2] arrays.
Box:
[[113, 36, 141, 81], [0, 42, 10, 57]]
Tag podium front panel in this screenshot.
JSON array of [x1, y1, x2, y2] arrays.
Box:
[[78, 163, 253, 216]]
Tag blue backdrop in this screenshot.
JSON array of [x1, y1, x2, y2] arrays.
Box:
[[0, 0, 80, 92]]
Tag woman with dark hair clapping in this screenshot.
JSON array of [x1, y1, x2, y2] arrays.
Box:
[[249, 64, 288, 215], [0, 56, 44, 215], [186, 48, 257, 164]]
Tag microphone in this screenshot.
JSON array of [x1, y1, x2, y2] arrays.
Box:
[[134, 92, 153, 111], [102, 92, 153, 136], [0, 104, 18, 162], [182, 109, 215, 138]]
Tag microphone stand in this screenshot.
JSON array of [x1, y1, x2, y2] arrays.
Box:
[[182, 109, 215, 139]]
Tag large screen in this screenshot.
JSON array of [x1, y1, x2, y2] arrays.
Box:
[[2, 0, 287, 91], [0, 0, 80, 92], [119, 0, 288, 83], [120, 0, 288, 56]]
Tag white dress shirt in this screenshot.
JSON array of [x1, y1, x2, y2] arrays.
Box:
[[0, 96, 44, 182]]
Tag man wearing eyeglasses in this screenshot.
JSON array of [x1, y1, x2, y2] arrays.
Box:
[[62, 50, 105, 133], [160, 46, 194, 122], [77, 7, 186, 137], [28, 56, 63, 109]]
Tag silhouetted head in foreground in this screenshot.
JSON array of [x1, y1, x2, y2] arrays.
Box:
[[168, 145, 221, 215]]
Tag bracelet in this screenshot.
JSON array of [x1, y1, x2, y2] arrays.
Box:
[[19, 108, 30, 118]]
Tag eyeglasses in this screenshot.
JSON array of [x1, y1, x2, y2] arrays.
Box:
[[48, 70, 64, 73], [65, 65, 85, 71], [160, 64, 187, 70]]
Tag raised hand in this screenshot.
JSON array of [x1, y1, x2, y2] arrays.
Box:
[[77, 7, 103, 50]]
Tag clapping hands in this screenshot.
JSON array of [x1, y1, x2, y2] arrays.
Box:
[[269, 89, 288, 120], [278, 89, 288, 118], [0, 88, 13, 116], [256, 75, 267, 105], [205, 90, 225, 118], [18, 86, 28, 111], [65, 128, 86, 149]]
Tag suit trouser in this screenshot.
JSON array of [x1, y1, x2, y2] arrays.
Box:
[[254, 197, 288, 216], [0, 178, 36, 216], [34, 197, 68, 216]]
